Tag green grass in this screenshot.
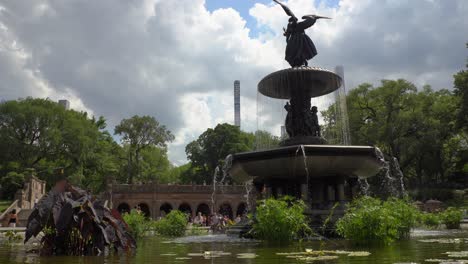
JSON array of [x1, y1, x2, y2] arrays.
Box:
[[0, 200, 13, 214]]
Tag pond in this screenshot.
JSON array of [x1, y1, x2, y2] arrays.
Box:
[[0, 229, 467, 264]]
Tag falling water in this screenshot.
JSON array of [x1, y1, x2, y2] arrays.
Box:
[[358, 178, 370, 196], [244, 180, 254, 214], [363, 148, 407, 198], [211, 166, 220, 214], [296, 145, 310, 200], [211, 155, 235, 214], [392, 157, 406, 196]]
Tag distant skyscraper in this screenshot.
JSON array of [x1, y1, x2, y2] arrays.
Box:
[[234, 80, 241, 127], [58, 99, 70, 110]]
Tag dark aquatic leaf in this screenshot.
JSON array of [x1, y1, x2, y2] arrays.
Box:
[[98, 224, 110, 245], [56, 202, 74, 234], [104, 225, 117, 244], [25, 189, 60, 243], [92, 200, 105, 221], [25, 182, 136, 255]]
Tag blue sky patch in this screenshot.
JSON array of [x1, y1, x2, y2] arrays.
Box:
[[204, 0, 340, 37]]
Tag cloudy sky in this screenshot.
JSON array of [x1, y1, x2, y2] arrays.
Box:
[[0, 0, 467, 164]]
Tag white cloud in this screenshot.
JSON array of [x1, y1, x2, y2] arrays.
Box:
[[0, 0, 467, 163]]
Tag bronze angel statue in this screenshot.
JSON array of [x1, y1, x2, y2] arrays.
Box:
[[273, 0, 330, 67]]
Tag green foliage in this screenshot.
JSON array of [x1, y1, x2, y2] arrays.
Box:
[[251, 197, 311, 241], [336, 197, 419, 244], [185, 123, 254, 184], [4, 230, 22, 243], [0, 200, 12, 214], [254, 130, 281, 150], [419, 213, 441, 229], [440, 207, 463, 229], [115, 115, 174, 184], [453, 43, 468, 131], [1, 172, 25, 199], [0, 99, 175, 196], [322, 78, 467, 189], [186, 224, 209, 236], [123, 209, 152, 239], [153, 210, 188, 237]]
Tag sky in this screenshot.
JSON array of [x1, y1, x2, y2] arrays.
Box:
[[0, 0, 467, 165]]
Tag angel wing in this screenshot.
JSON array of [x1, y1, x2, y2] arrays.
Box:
[[273, 0, 296, 19]]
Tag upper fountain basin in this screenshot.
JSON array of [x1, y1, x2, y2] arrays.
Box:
[[258, 67, 342, 99]]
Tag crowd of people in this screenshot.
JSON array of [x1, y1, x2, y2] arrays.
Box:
[[189, 212, 245, 232]]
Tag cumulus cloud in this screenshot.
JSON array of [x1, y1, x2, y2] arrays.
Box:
[[0, 0, 467, 163]]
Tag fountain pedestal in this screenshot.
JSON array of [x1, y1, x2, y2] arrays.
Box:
[[227, 66, 384, 225]]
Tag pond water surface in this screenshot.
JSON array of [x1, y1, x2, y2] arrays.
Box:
[[0, 229, 467, 264]]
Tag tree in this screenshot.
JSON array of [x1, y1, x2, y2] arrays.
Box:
[[1, 171, 25, 200], [114, 115, 174, 183], [453, 43, 468, 131], [185, 123, 254, 184], [253, 130, 281, 150], [322, 79, 465, 188], [0, 98, 114, 194]]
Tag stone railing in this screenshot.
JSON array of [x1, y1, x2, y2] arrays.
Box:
[[111, 184, 245, 194]]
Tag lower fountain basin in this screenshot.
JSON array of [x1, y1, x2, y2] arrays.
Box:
[[228, 145, 384, 183]]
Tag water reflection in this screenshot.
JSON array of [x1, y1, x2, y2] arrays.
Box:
[[1, 231, 467, 264]]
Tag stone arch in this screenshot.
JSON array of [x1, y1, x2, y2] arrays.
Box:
[[159, 202, 173, 217], [178, 203, 192, 216], [218, 203, 233, 219], [236, 202, 247, 217], [196, 203, 210, 216], [117, 202, 130, 214], [138, 203, 151, 217]]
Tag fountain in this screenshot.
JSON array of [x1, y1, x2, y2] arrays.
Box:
[[226, 0, 384, 224]]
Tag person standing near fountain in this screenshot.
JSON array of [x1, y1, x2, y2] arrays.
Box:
[[273, 0, 330, 67]]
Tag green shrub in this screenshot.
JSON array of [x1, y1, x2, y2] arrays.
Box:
[[420, 213, 440, 228], [186, 224, 209, 236], [251, 196, 311, 241], [441, 207, 463, 229], [336, 197, 419, 244], [123, 209, 152, 239], [153, 210, 188, 237]]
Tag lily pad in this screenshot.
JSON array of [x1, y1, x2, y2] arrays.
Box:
[[348, 251, 372, 257], [237, 253, 258, 259], [444, 251, 468, 258], [297, 255, 339, 261], [419, 239, 463, 244]]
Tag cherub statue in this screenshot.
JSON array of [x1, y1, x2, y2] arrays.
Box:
[[273, 0, 331, 67]]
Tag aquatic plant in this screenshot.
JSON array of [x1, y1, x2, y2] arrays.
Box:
[[24, 182, 136, 255], [153, 210, 188, 237], [250, 196, 311, 241], [441, 207, 463, 229], [186, 224, 209, 236], [123, 209, 152, 239], [4, 230, 22, 244], [335, 197, 419, 244], [419, 212, 441, 228]]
